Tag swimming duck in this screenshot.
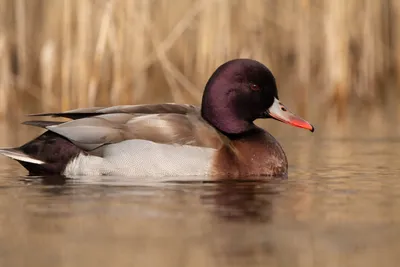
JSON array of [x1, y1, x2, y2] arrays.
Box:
[[0, 59, 314, 178]]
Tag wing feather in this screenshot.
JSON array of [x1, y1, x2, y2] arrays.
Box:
[[29, 103, 198, 119], [24, 104, 223, 153]]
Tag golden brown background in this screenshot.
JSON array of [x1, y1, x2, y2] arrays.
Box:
[[0, 0, 398, 125]]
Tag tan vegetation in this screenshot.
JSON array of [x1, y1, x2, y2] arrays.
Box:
[[0, 0, 397, 121]]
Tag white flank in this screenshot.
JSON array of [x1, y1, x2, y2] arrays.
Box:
[[0, 149, 45, 164], [64, 140, 216, 178]]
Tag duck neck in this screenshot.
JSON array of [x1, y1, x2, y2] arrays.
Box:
[[201, 103, 255, 135]]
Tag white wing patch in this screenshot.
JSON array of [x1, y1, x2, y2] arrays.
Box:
[[63, 140, 215, 178]]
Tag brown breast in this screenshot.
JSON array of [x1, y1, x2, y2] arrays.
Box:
[[210, 129, 288, 179]]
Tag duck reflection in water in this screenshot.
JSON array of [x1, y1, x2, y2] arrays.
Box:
[[200, 180, 283, 223]]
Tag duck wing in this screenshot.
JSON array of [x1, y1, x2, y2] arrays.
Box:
[[29, 103, 197, 120], [24, 104, 223, 153]]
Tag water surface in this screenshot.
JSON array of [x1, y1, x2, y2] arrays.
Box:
[[0, 121, 400, 267]]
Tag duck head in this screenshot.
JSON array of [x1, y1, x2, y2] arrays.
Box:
[[201, 59, 314, 135]]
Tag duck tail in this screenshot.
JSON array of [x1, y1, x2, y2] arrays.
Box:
[[1, 131, 83, 175]]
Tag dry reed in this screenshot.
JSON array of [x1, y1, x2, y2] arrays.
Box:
[[0, 0, 398, 122]]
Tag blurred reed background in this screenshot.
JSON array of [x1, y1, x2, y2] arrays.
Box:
[[0, 0, 398, 124]]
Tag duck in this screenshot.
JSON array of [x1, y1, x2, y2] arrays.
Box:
[[0, 59, 314, 179]]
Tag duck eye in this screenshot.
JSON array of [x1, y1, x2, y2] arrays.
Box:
[[249, 83, 260, 91]]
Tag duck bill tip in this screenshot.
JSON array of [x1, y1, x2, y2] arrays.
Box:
[[286, 118, 315, 132]]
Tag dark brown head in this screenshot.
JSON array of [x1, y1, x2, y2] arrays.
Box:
[[201, 59, 314, 135]]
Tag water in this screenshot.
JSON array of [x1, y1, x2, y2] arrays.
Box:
[[0, 120, 400, 267]]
